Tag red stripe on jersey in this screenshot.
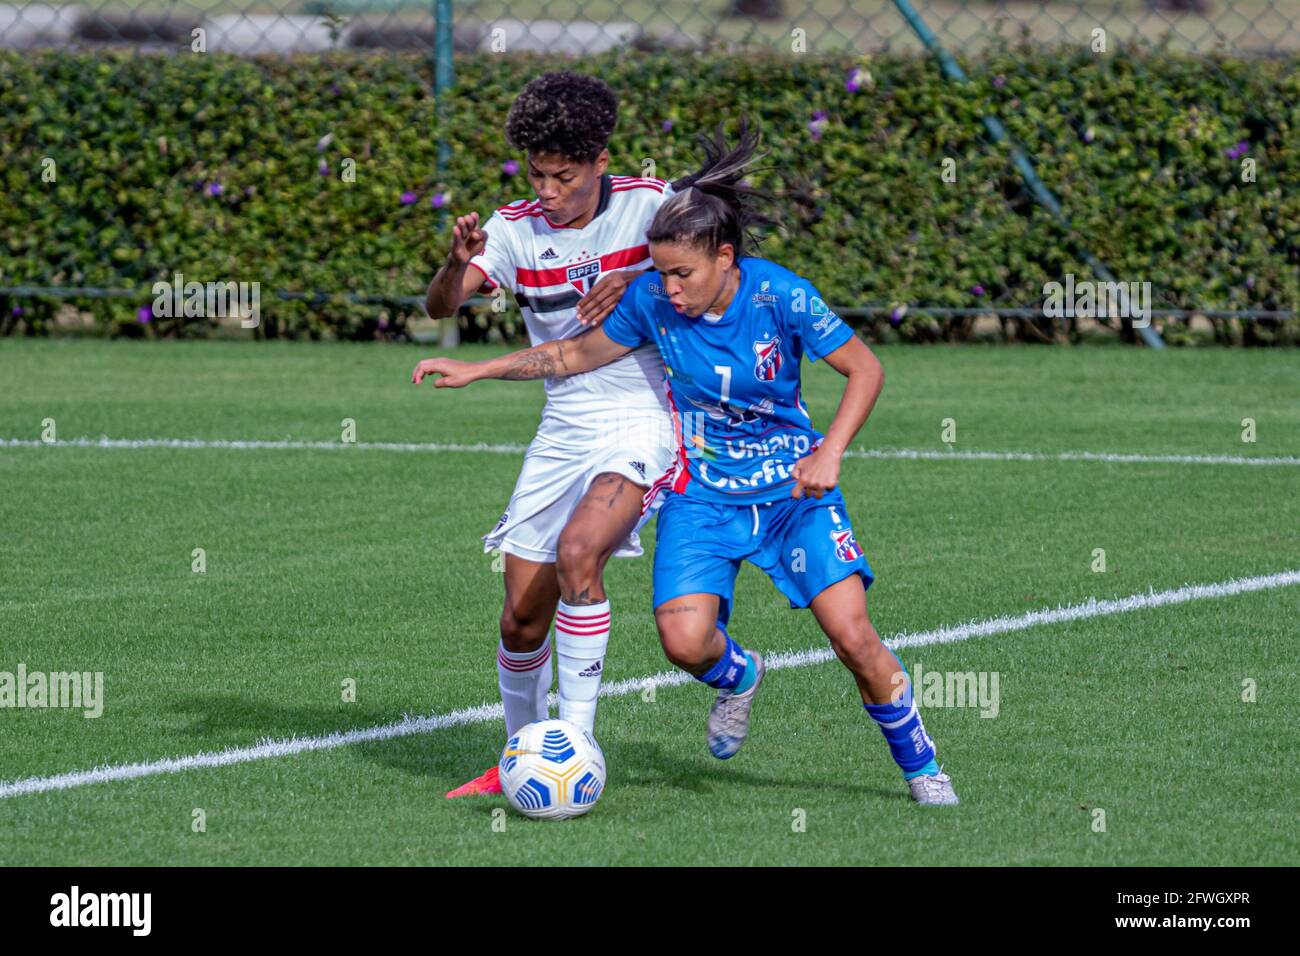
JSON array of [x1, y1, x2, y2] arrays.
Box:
[[515, 244, 650, 289], [501, 207, 543, 220], [495, 199, 536, 215], [465, 261, 498, 291], [610, 182, 666, 194], [664, 381, 693, 494]]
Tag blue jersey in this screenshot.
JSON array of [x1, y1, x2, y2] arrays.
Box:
[[601, 256, 856, 504]]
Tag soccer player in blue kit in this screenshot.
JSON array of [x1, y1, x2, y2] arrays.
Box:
[[413, 122, 959, 805]]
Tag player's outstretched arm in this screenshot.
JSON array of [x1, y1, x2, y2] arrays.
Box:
[[411, 325, 633, 389], [790, 336, 885, 499]]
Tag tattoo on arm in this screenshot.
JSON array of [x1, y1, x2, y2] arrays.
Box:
[[501, 340, 570, 381]]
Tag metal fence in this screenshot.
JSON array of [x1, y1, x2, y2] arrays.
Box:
[[1, 2, 1296, 344], [1, 1, 1299, 55]]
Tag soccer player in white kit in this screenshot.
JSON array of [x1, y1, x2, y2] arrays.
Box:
[[417, 73, 676, 797]]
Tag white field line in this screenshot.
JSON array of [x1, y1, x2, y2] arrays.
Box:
[[2, 436, 1298, 466], [1, 568, 1297, 801]]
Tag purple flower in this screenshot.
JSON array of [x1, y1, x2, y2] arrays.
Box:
[[845, 67, 872, 93], [889, 305, 906, 326], [661, 119, 674, 132], [813, 110, 828, 121], [502, 159, 519, 176], [993, 75, 1006, 89], [808, 112, 829, 141], [331, 83, 341, 96], [316, 133, 333, 152], [1245, 276, 1256, 290], [244, 186, 255, 197], [971, 284, 986, 297], [1083, 126, 1096, 144], [11, 305, 23, 317], [318, 160, 330, 176], [378, 316, 390, 330], [430, 192, 447, 209], [207, 182, 223, 197], [1226, 140, 1250, 160], [400, 191, 418, 205], [137, 304, 152, 324]]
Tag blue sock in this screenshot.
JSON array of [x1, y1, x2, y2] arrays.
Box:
[[696, 630, 752, 692], [863, 655, 938, 777]]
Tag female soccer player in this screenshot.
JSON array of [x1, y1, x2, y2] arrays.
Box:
[[420, 72, 678, 798], [414, 122, 959, 805]]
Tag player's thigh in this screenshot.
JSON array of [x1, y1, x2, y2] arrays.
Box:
[[758, 489, 874, 614], [558, 471, 647, 565], [502, 553, 561, 637], [651, 494, 746, 630]]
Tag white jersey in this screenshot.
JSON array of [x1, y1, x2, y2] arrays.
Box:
[[468, 175, 674, 444]]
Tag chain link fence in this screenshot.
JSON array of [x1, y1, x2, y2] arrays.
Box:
[[1, 1, 1299, 56], [2, 2, 1296, 343]]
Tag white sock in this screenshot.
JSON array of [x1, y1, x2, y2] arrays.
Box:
[[497, 634, 552, 737], [555, 599, 610, 735]]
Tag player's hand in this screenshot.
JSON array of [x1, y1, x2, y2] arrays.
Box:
[[575, 268, 637, 327], [447, 212, 488, 266], [411, 357, 480, 388], [790, 446, 841, 499]]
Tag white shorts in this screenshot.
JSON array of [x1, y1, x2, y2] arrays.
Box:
[[483, 410, 678, 564]]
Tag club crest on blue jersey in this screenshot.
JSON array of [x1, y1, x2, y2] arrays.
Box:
[[830, 528, 863, 563], [753, 337, 783, 381]]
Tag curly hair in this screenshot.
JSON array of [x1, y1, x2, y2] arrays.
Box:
[[504, 72, 619, 164]]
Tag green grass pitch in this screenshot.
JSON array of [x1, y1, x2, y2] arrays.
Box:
[[0, 339, 1296, 865]]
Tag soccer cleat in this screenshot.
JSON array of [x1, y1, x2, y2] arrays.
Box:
[[445, 765, 503, 798], [706, 651, 766, 760], [907, 766, 959, 805]]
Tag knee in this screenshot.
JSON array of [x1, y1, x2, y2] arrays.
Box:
[[827, 622, 885, 670], [499, 606, 549, 653], [655, 617, 714, 672], [556, 531, 606, 587]]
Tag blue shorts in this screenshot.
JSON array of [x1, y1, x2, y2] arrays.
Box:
[[652, 487, 874, 628]]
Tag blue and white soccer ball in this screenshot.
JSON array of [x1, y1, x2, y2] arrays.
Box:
[[498, 718, 606, 820]]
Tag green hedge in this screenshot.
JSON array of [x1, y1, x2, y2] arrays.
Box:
[[0, 47, 1296, 344]]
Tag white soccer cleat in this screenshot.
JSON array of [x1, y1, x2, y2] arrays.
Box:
[[706, 651, 766, 759], [907, 766, 959, 805]]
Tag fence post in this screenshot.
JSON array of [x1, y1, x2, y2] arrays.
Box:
[[432, 0, 459, 347]]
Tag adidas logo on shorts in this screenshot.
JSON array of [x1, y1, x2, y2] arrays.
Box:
[[628, 460, 646, 480]]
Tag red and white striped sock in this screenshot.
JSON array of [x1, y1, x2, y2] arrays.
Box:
[[497, 635, 552, 737], [555, 600, 611, 735]]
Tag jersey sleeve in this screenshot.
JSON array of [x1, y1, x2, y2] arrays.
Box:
[[788, 276, 855, 362], [466, 210, 517, 293], [600, 279, 652, 349]]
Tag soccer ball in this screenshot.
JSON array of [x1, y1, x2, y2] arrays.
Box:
[[498, 718, 606, 820]]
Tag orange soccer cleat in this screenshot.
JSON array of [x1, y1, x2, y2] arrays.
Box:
[[445, 765, 503, 798]]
